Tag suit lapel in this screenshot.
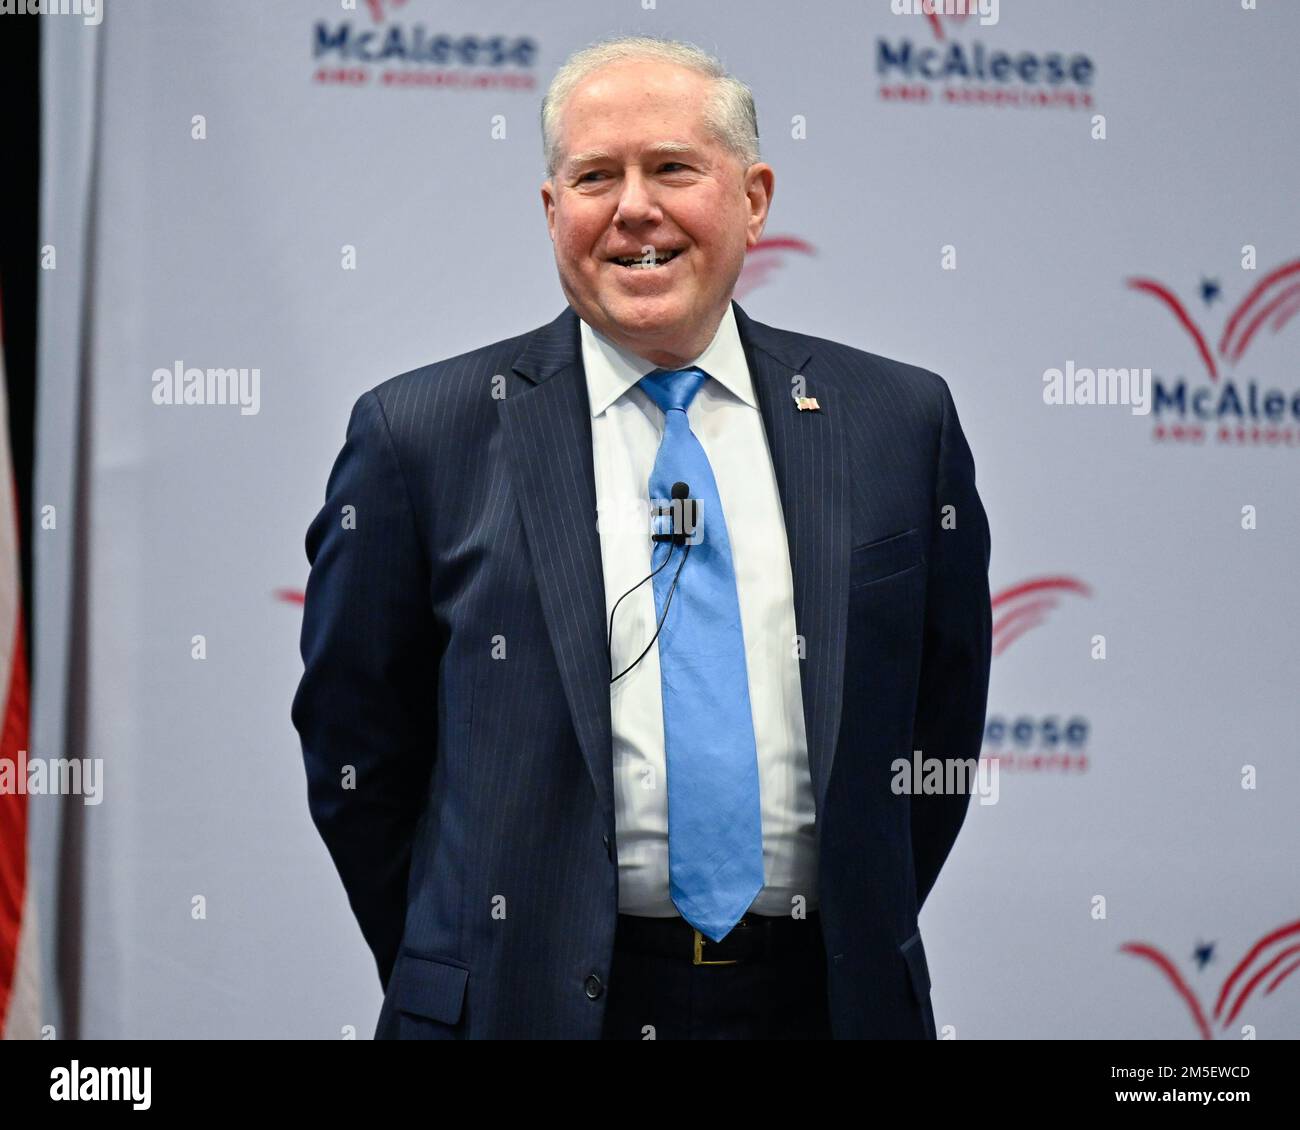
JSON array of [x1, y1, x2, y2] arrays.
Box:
[[501, 308, 615, 828], [732, 300, 851, 811], [501, 302, 850, 832]]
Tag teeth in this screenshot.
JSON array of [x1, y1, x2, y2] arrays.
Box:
[[614, 250, 680, 267]]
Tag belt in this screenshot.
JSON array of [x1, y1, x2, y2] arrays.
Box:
[[615, 911, 822, 965]]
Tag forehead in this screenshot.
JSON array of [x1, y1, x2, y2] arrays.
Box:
[[559, 60, 714, 147]]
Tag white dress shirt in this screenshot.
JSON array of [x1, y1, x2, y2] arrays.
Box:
[[580, 303, 819, 918]]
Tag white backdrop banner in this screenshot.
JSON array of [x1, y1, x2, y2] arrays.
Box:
[[37, 0, 1300, 1038]]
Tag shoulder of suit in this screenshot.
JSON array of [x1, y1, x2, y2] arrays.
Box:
[[363, 320, 544, 436], [755, 318, 952, 416], [371, 322, 538, 400]]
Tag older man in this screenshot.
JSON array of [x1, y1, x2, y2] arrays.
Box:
[[292, 35, 991, 1040]]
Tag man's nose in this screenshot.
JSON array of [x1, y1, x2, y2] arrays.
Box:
[[614, 170, 661, 225]]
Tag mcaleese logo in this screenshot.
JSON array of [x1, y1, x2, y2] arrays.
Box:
[[980, 575, 1093, 775], [1127, 257, 1300, 446], [312, 0, 537, 90], [1122, 918, 1300, 1039], [877, 4, 1096, 110]]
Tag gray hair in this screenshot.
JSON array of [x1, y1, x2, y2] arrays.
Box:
[[540, 35, 760, 179]]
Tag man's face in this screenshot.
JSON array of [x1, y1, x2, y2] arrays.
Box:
[[542, 60, 773, 369]]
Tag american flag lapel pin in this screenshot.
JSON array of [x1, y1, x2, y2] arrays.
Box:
[[795, 396, 820, 411]]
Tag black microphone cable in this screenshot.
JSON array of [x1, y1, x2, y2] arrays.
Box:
[[607, 481, 696, 684]]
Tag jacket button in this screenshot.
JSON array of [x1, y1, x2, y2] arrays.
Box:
[[584, 974, 603, 1000]]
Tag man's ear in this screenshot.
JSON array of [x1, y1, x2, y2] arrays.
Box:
[[541, 181, 556, 241], [743, 163, 775, 248]]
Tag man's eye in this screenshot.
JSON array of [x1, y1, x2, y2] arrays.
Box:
[[660, 162, 686, 172], [578, 171, 606, 183]]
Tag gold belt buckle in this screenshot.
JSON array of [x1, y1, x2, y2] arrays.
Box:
[[693, 925, 741, 966]]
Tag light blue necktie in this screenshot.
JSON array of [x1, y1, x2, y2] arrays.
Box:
[[637, 366, 764, 943]]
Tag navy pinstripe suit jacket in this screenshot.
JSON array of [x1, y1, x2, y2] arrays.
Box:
[[292, 300, 992, 1039]]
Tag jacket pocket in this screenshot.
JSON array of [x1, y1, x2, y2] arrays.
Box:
[[850, 528, 923, 589], [395, 951, 469, 1024]]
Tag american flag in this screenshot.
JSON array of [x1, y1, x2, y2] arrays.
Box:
[[0, 293, 36, 1039]]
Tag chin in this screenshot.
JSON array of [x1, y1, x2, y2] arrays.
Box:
[[605, 295, 687, 329]]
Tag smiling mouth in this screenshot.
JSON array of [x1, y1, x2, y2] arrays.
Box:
[[607, 248, 684, 270]]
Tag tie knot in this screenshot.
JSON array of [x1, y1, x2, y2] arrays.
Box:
[[638, 367, 707, 415]]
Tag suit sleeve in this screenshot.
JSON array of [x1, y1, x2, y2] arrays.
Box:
[[910, 378, 992, 912], [291, 389, 441, 991]]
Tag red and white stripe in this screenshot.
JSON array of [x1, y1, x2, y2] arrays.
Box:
[[0, 295, 37, 1040]]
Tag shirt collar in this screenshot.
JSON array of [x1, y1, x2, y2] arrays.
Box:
[[579, 302, 756, 417]]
